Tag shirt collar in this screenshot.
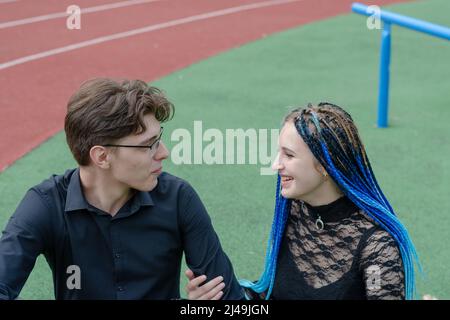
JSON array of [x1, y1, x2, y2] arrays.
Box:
[[65, 168, 90, 212], [129, 189, 154, 213], [65, 168, 154, 214]]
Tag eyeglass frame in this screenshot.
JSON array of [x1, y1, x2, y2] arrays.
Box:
[[102, 127, 164, 154]]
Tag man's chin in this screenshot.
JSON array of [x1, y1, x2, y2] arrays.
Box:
[[147, 178, 158, 191], [134, 177, 158, 192]]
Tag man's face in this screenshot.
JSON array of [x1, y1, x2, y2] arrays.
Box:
[[107, 113, 169, 191]]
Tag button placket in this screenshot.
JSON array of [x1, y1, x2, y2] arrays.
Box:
[[111, 221, 125, 296]]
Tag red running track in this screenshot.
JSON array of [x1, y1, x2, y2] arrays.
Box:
[[0, 0, 409, 171]]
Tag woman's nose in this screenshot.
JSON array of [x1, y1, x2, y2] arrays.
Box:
[[271, 153, 283, 171]]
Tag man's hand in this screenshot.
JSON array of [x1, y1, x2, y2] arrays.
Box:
[[185, 269, 225, 300]]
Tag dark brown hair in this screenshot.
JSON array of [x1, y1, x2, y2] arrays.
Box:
[[64, 78, 174, 165]]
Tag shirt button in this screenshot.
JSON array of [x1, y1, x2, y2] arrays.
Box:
[[114, 253, 121, 259], [118, 286, 124, 292]]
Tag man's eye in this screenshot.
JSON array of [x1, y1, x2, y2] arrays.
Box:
[[286, 154, 293, 158]]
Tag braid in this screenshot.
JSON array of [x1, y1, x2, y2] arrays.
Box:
[[239, 175, 290, 299]]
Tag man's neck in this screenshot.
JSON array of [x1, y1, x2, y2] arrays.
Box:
[[79, 166, 134, 216]]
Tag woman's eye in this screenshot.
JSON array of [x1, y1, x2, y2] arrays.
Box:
[[286, 154, 293, 158]]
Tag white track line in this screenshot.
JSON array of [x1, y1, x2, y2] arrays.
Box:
[[0, 0, 301, 71], [0, 0, 161, 29], [0, 0, 17, 4]]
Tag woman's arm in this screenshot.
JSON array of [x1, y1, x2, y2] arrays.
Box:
[[360, 229, 405, 300]]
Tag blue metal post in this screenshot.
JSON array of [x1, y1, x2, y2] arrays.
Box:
[[352, 3, 450, 40], [352, 2, 450, 128], [378, 22, 391, 128]]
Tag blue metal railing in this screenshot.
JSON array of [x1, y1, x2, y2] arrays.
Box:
[[352, 2, 450, 128]]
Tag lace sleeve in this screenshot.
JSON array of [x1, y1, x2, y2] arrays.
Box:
[[360, 229, 405, 300]]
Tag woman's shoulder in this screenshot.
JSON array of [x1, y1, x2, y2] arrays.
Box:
[[354, 209, 386, 231], [357, 220, 402, 266], [353, 211, 400, 254]]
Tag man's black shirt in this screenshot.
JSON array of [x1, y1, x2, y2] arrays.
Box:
[[0, 168, 243, 300]]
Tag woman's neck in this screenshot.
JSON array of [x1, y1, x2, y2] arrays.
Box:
[[297, 179, 344, 206]]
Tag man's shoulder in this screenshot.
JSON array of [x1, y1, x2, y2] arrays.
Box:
[[156, 172, 195, 193], [30, 168, 77, 201], [10, 169, 77, 232], [32, 168, 76, 193]]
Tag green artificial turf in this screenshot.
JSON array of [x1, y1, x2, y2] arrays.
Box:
[[0, 0, 448, 299]]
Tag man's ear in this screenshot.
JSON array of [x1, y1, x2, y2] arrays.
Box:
[[89, 146, 111, 169]]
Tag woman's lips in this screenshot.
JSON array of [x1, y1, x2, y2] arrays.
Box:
[[281, 175, 293, 188]]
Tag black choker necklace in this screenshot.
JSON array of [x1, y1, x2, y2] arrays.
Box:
[[300, 196, 358, 230]]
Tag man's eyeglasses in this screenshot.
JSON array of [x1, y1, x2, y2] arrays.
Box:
[[102, 127, 164, 155]]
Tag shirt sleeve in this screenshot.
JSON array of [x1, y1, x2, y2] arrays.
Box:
[[0, 189, 49, 300], [360, 229, 405, 300], [178, 183, 244, 300]]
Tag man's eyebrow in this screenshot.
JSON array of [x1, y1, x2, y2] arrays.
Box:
[[138, 131, 160, 145]]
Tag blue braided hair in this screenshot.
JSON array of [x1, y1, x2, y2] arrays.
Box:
[[240, 102, 421, 300], [239, 174, 290, 299]]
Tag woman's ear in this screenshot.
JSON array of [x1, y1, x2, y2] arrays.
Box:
[[314, 163, 328, 178]]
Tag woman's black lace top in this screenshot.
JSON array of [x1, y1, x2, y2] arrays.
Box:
[[247, 196, 405, 300]]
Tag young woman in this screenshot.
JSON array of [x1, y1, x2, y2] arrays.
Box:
[[186, 102, 421, 300]]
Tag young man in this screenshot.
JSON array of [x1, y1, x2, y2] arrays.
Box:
[[0, 78, 243, 300]]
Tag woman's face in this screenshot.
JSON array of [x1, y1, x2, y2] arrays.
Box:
[[272, 121, 329, 202]]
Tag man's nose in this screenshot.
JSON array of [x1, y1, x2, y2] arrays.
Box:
[[154, 141, 169, 160]]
